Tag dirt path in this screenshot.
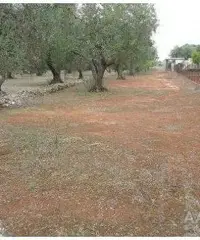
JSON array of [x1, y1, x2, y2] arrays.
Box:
[[0, 71, 200, 236]]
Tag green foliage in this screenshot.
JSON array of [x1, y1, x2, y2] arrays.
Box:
[[0, 4, 24, 77], [170, 44, 199, 60], [0, 3, 158, 86], [192, 51, 200, 65], [18, 4, 76, 74], [71, 4, 158, 74]]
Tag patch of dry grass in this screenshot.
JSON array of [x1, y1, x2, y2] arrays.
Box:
[[1, 71, 200, 236]]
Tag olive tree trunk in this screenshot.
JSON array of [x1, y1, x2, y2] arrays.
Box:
[[78, 69, 83, 79], [129, 58, 135, 76], [46, 53, 63, 84], [71, 50, 114, 92], [36, 68, 45, 76], [7, 72, 14, 79], [0, 75, 6, 92], [89, 59, 107, 92], [116, 64, 125, 80]]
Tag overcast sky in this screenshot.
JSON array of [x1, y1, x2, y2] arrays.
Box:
[[153, 1, 200, 60]]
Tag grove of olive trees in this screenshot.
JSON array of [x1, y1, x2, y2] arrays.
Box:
[[0, 3, 158, 92]]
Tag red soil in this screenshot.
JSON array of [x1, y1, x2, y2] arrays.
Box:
[[0, 71, 200, 236]]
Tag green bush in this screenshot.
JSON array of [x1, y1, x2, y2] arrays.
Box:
[[192, 51, 200, 66]]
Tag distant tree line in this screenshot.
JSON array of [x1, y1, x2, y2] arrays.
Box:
[[170, 44, 200, 67]]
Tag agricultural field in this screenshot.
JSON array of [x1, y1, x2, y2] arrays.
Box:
[[1, 70, 200, 236], [1, 3, 200, 237]]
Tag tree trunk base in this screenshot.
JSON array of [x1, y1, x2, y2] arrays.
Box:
[[36, 72, 43, 76], [117, 76, 126, 80], [7, 72, 14, 79], [89, 86, 108, 92], [128, 72, 135, 76], [49, 78, 63, 85], [78, 70, 83, 79]]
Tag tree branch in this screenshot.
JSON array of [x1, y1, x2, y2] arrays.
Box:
[[71, 50, 91, 63], [106, 58, 116, 67]]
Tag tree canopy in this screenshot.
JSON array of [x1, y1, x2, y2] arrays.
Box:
[[0, 3, 158, 91], [70, 3, 158, 90], [0, 4, 24, 79], [192, 50, 200, 66], [170, 44, 200, 60]]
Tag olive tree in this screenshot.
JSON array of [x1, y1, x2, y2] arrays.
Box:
[[0, 4, 24, 91], [18, 4, 76, 84], [71, 4, 158, 91]]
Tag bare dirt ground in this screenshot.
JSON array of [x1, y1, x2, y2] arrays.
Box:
[[0, 71, 200, 236]]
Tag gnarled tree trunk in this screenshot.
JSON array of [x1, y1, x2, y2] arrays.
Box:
[[129, 59, 135, 76], [36, 68, 45, 76], [7, 72, 14, 79], [116, 64, 125, 80], [0, 74, 6, 92], [89, 59, 107, 92], [71, 49, 114, 92], [46, 53, 63, 84], [78, 69, 83, 79]]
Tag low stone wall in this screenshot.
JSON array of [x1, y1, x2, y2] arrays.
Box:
[[0, 81, 82, 108]]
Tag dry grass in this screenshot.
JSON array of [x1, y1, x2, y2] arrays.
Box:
[[0, 71, 200, 236]]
